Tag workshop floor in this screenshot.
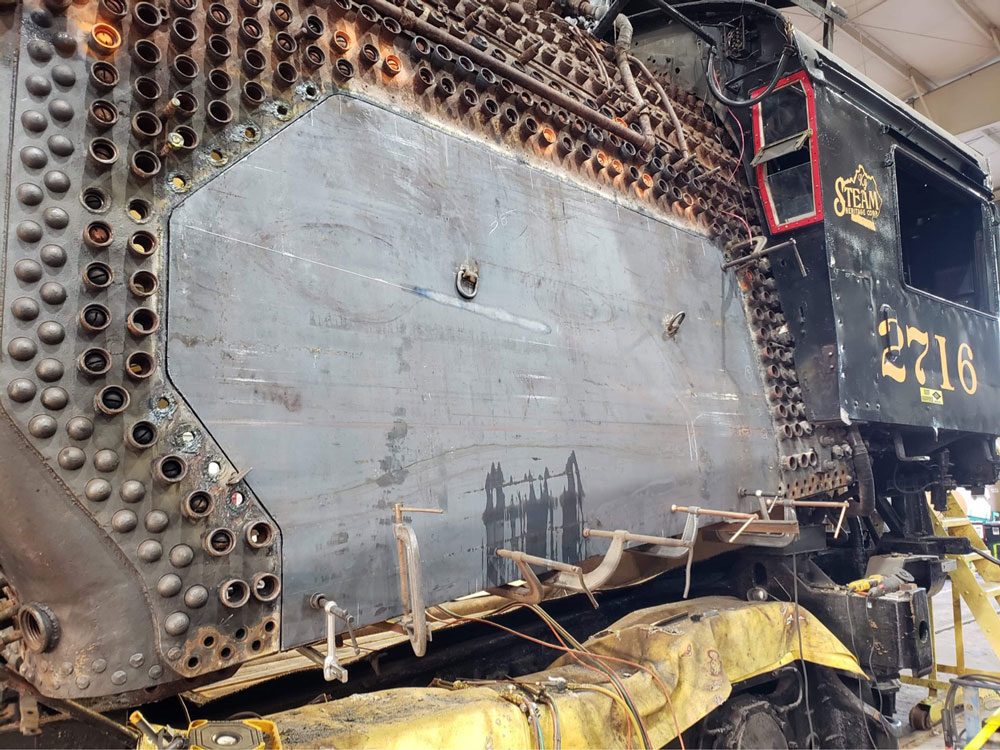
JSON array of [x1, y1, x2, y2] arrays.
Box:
[[898, 581, 1000, 749]]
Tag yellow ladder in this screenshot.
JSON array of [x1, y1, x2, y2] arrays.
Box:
[[902, 493, 1000, 730]]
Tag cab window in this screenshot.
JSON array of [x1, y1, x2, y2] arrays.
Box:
[[751, 72, 823, 232]]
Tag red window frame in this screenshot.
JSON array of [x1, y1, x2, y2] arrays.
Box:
[[750, 70, 823, 234]]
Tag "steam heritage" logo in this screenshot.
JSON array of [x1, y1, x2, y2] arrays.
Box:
[[833, 164, 883, 231]]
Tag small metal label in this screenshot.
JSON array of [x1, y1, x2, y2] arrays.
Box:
[[920, 387, 943, 405]]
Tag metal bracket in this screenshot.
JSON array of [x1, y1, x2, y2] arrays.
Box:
[[722, 236, 807, 277], [18, 693, 39, 736], [393, 504, 441, 658], [491, 519, 700, 605], [298, 594, 359, 683]]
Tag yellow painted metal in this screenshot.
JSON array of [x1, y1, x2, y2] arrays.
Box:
[[130, 712, 282, 750], [965, 705, 1000, 750], [268, 596, 862, 749], [903, 493, 1000, 729]]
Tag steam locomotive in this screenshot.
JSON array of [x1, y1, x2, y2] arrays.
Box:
[[0, 0, 996, 729]]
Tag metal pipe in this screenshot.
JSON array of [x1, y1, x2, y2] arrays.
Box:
[[367, 0, 655, 152], [613, 15, 652, 140], [631, 55, 690, 156], [670, 504, 755, 520]]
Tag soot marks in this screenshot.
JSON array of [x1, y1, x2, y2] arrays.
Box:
[[482, 451, 585, 587], [375, 418, 409, 487]]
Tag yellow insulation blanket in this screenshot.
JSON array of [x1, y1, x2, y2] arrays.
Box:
[[273, 596, 862, 748]]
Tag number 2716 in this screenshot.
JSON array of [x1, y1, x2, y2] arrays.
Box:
[[877, 317, 977, 395]]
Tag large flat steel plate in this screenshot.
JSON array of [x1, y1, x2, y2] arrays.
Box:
[[167, 94, 779, 648]]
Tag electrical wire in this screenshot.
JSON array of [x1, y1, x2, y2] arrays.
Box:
[[706, 44, 794, 108], [724, 107, 745, 184], [430, 603, 686, 749], [572, 683, 646, 742]]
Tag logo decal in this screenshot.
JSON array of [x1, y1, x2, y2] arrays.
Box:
[[920, 387, 943, 405], [833, 164, 883, 231]]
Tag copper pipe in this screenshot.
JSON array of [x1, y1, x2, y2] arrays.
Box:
[[670, 504, 754, 520], [367, 0, 654, 152], [613, 15, 652, 140]]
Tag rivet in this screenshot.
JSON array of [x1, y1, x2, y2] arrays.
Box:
[[37, 321, 66, 344], [47, 98, 74, 122], [148, 664, 163, 679], [28, 414, 58, 438], [47, 134, 74, 157], [58, 446, 86, 470], [164, 612, 190, 636], [7, 378, 37, 403], [110, 670, 127, 686], [93, 449, 120, 472], [39, 281, 66, 305], [43, 206, 70, 229], [92, 658, 107, 673], [40, 386, 69, 410], [111, 509, 138, 532], [51, 64, 76, 87], [36, 358, 64, 382], [16, 220, 43, 243], [120, 479, 146, 503], [138, 539, 163, 563], [53, 32, 77, 55], [145, 510, 169, 533], [75, 676, 91, 690], [27, 40, 54, 62], [8, 337, 38, 361], [85, 478, 113, 502], [166, 647, 181, 661], [157, 574, 182, 598], [169, 544, 194, 568], [21, 110, 48, 132], [11, 297, 40, 320], [129, 653, 145, 669], [25, 74, 52, 97], [14, 259, 43, 282], [15, 183, 44, 206], [183, 585, 208, 609], [40, 244, 67, 267], [66, 416, 94, 440], [43, 170, 71, 193]]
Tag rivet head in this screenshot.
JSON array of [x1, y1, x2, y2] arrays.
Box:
[[14, 259, 43, 282], [166, 647, 182, 661], [25, 74, 52, 97], [75, 675, 91, 690], [40, 244, 67, 267], [169, 544, 194, 568], [27, 39, 54, 62], [40, 386, 69, 410], [111, 509, 138, 533], [85, 477, 113, 502], [157, 574, 182, 598], [110, 670, 127, 686], [7, 378, 37, 403], [47, 134, 74, 157], [35, 358, 64, 383], [47, 98, 74, 122], [120, 479, 146, 503], [28, 414, 58, 438], [57, 446, 86, 470], [91, 658, 107, 673], [51, 64, 76, 87], [37, 321, 65, 344], [11, 297, 40, 320], [66, 415, 94, 440], [53, 32, 77, 55], [59, 661, 74, 676], [145, 509, 169, 533], [164, 612, 190, 636], [43, 170, 71, 193], [39, 281, 66, 305], [15, 183, 44, 205], [138, 539, 163, 562], [7, 337, 38, 361], [129, 653, 145, 669], [184, 585, 209, 609], [93, 448, 120, 472], [20, 110, 48, 132], [148, 664, 163, 679], [43, 206, 70, 229], [16, 220, 43, 243], [20, 146, 48, 169]]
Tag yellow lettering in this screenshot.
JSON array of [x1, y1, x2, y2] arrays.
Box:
[[905, 326, 929, 385], [935, 334, 955, 391], [878, 318, 906, 384]]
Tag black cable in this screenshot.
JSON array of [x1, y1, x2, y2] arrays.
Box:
[[705, 43, 794, 108], [974, 547, 1000, 566]]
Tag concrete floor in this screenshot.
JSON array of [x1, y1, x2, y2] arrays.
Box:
[[898, 581, 1000, 749]]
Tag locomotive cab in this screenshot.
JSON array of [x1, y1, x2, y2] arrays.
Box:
[[638, 0, 1000, 527]]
